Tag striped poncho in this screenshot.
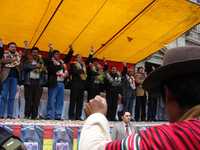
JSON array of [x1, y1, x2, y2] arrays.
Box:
[[106, 119, 200, 150]]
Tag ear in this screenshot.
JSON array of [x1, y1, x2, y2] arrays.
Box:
[[165, 86, 174, 102]]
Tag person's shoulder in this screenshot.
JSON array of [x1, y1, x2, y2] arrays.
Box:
[[140, 119, 200, 135], [113, 122, 123, 128]]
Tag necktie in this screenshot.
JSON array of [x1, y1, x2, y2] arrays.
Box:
[[125, 124, 129, 136]]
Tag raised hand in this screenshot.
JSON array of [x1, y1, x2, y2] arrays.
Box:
[[0, 38, 3, 47], [123, 62, 127, 66], [69, 44, 73, 49], [90, 46, 95, 54], [24, 40, 29, 48], [48, 43, 53, 50], [85, 96, 107, 116]]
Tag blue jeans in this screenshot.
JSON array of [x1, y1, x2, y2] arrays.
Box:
[[46, 82, 64, 119], [0, 77, 17, 118]]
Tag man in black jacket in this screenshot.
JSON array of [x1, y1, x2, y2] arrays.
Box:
[[68, 54, 87, 120], [105, 66, 122, 121]]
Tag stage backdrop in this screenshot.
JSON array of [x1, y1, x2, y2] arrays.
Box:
[[0, 121, 165, 150]]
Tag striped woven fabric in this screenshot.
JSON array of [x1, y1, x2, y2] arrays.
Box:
[[105, 119, 200, 150]]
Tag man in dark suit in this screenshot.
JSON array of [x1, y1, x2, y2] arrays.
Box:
[[112, 111, 136, 140]]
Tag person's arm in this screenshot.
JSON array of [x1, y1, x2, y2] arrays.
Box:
[[85, 46, 95, 65], [121, 63, 128, 76], [111, 125, 117, 140], [0, 39, 4, 59], [79, 113, 111, 150], [64, 45, 74, 63], [47, 43, 54, 60], [79, 96, 141, 150]]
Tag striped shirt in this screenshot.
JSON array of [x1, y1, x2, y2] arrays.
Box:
[[105, 119, 200, 150]]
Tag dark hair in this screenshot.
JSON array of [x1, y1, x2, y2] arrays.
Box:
[[31, 47, 39, 52], [165, 74, 200, 109], [52, 50, 60, 56], [8, 42, 17, 47], [121, 111, 131, 117], [137, 66, 144, 71]]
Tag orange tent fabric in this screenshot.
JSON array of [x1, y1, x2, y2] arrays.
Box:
[[0, 0, 200, 63]]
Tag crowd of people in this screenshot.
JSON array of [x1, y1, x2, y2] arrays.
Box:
[[79, 46, 200, 150], [0, 40, 162, 121]]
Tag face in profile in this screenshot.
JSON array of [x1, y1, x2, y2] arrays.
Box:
[[122, 112, 131, 124], [165, 87, 183, 122]]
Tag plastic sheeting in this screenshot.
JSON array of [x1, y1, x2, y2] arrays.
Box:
[[0, 0, 200, 63]]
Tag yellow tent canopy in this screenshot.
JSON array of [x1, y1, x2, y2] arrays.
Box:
[[0, 0, 200, 63]]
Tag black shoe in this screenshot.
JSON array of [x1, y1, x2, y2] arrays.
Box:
[[24, 116, 30, 119], [7, 116, 14, 119], [55, 118, 64, 121], [45, 117, 51, 120], [31, 116, 38, 120], [76, 117, 83, 121]]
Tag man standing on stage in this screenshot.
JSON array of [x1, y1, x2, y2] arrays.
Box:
[[0, 41, 21, 119], [68, 54, 87, 120]]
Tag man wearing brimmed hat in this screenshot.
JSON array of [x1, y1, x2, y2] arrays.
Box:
[[79, 46, 200, 150]]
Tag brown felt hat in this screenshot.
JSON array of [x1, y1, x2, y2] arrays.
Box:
[[143, 46, 200, 91]]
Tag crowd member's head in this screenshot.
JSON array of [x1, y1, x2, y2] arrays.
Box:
[[52, 50, 60, 60], [31, 47, 39, 58], [75, 54, 82, 63], [128, 67, 134, 76], [93, 58, 99, 66], [111, 66, 117, 74], [137, 66, 144, 74], [163, 75, 200, 122], [143, 46, 200, 122], [121, 111, 131, 124], [8, 42, 17, 53]]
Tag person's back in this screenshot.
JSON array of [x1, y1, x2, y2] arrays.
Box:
[[107, 119, 200, 150]]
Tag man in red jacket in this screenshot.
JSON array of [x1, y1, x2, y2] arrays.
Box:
[[79, 46, 200, 150]]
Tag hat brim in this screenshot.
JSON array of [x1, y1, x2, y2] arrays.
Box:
[[143, 59, 200, 92]]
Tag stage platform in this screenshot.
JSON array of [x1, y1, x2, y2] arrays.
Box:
[[0, 119, 166, 150]]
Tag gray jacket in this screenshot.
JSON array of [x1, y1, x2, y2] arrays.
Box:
[[111, 122, 136, 140]]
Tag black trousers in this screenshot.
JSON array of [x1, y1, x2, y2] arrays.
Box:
[[68, 82, 85, 120], [87, 83, 100, 101], [24, 80, 42, 119], [135, 96, 146, 121], [147, 95, 157, 121], [106, 87, 119, 121]]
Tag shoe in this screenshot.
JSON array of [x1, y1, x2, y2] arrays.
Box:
[[7, 116, 14, 119]]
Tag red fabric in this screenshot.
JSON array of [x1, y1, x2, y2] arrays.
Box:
[[139, 119, 200, 150], [6, 46, 134, 71], [106, 119, 200, 150]]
